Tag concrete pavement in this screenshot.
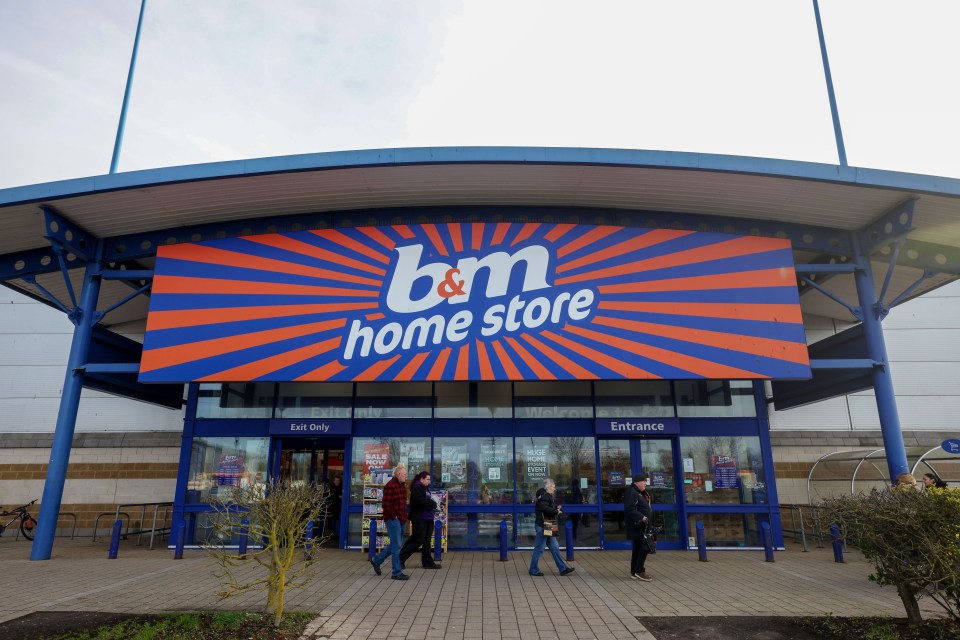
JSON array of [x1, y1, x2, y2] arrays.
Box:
[[0, 537, 942, 639]]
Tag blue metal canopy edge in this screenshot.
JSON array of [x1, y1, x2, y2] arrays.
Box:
[[4, 146, 960, 206]]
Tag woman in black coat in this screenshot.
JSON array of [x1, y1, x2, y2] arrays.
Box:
[[399, 471, 442, 569], [624, 476, 654, 581]]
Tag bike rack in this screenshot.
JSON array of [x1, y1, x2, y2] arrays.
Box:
[[93, 512, 131, 542], [6, 510, 76, 541], [93, 503, 173, 549], [780, 504, 827, 550], [56, 512, 78, 540]]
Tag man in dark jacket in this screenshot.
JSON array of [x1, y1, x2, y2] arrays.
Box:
[[399, 471, 442, 569], [624, 476, 654, 581], [529, 479, 575, 576], [370, 464, 409, 580]]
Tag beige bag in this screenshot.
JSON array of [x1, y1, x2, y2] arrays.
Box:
[[542, 519, 558, 536]]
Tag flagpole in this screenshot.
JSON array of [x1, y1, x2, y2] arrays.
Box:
[[812, 0, 847, 167], [110, 0, 147, 174]]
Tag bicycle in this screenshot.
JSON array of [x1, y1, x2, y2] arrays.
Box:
[[0, 499, 38, 541]]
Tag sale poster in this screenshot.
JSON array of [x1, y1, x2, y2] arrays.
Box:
[[363, 443, 390, 474]]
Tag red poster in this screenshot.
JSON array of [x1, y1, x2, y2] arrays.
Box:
[[363, 443, 390, 474]]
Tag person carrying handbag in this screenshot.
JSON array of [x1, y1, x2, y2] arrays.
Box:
[[529, 478, 575, 577], [398, 470, 442, 570], [624, 476, 654, 581]]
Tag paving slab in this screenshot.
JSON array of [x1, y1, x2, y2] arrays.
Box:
[[0, 537, 943, 639]]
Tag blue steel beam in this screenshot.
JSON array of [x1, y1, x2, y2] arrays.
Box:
[[851, 234, 909, 481], [83, 363, 141, 373], [794, 263, 857, 274], [857, 198, 915, 256], [42, 206, 97, 263], [19, 274, 72, 316], [798, 275, 862, 320], [31, 243, 104, 560], [0, 247, 62, 282], [809, 359, 880, 369]]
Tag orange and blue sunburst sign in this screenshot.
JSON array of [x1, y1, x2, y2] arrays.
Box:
[[138, 222, 811, 383]]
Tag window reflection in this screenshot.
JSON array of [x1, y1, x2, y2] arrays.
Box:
[[276, 382, 352, 418], [516, 436, 596, 505], [434, 436, 514, 505], [680, 435, 766, 505], [595, 380, 675, 417], [185, 436, 270, 504], [675, 380, 756, 417], [196, 383, 274, 418], [514, 381, 593, 418], [354, 382, 432, 418], [435, 382, 512, 418]]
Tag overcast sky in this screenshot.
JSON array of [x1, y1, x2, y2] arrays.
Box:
[[1, 0, 959, 190]]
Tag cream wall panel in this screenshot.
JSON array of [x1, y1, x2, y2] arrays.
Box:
[[883, 330, 960, 361], [884, 281, 960, 329], [119, 448, 180, 464], [0, 480, 43, 505], [0, 301, 75, 334], [0, 397, 183, 432], [768, 396, 852, 430], [847, 394, 960, 430]]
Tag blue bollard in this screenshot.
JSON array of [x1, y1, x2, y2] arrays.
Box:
[[565, 520, 574, 561], [305, 519, 314, 561], [761, 521, 775, 562], [238, 518, 249, 559], [174, 518, 186, 559], [368, 520, 377, 561], [499, 520, 508, 561], [831, 524, 844, 563], [434, 520, 443, 562], [108, 519, 122, 559], [696, 520, 708, 562]]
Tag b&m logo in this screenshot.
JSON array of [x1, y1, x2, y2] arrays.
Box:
[[343, 240, 595, 362], [139, 221, 812, 383]]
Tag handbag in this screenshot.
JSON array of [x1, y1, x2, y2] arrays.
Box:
[[542, 519, 559, 537]]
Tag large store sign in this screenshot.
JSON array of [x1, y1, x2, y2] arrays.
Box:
[[139, 222, 811, 382]]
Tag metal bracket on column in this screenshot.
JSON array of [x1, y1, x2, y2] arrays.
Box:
[[94, 281, 152, 324], [42, 207, 100, 309], [42, 206, 97, 263], [798, 275, 863, 321], [888, 269, 938, 309], [19, 274, 72, 317], [858, 199, 915, 256]]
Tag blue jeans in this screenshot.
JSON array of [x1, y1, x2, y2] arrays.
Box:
[[529, 524, 568, 574], [372, 518, 405, 577]]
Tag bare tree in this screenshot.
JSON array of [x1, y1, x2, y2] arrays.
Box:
[[205, 480, 330, 627]]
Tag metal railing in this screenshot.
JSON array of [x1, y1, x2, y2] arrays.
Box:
[[92, 502, 173, 550], [779, 503, 826, 551]]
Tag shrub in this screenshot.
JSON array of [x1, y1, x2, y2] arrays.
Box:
[[820, 486, 960, 624]]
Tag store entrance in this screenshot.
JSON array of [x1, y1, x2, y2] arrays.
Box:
[[275, 438, 346, 546], [598, 438, 682, 550]]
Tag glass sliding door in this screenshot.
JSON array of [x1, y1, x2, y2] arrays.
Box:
[[598, 437, 681, 549], [598, 439, 632, 547]]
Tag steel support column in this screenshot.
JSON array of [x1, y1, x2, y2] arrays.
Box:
[[852, 235, 908, 481], [30, 248, 103, 560]]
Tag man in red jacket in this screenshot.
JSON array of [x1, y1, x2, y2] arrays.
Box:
[[370, 464, 409, 580]]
